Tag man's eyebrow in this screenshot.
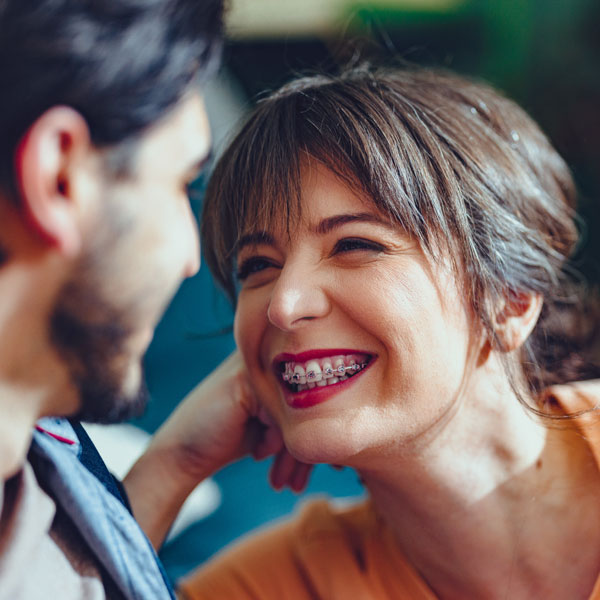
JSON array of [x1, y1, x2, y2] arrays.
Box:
[[235, 231, 275, 253], [313, 213, 393, 235]]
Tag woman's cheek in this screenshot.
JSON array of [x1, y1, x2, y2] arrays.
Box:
[[233, 303, 252, 359], [234, 294, 265, 374]]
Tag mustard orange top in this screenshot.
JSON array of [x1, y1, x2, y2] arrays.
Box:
[[179, 381, 600, 600]]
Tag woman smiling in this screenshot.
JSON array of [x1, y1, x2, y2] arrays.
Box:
[[180, 66, 600, 599]]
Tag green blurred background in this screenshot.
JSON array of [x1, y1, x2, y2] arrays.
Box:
[[134, 0, 600, 581]]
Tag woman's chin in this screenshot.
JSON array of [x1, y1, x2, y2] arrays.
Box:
[[282, 421, 366, 466]]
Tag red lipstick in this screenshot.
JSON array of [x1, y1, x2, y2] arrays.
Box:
[[272, 348, 372, 364], [272, 349, 376, 409]]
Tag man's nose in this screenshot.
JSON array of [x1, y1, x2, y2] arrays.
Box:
[[183, 207, 201, 279]]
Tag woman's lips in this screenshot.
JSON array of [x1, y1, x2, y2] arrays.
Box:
[[271, 349, 376, 409], [273, 348, 372, 363]]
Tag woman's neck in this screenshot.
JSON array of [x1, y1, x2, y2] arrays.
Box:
[[357, 376, 600, 599]]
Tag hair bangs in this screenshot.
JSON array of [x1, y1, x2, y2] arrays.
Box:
[[290, 75, 474, 283], [201, 95, 306, 302], [202, 69, 476, 304]]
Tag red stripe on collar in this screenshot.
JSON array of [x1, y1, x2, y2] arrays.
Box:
[[35, 424, 76, 445]]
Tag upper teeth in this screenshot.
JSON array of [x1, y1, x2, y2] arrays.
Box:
[[281, 354, 370, 383]]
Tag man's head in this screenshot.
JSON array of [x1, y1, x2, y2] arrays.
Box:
[[0, 0, 223, 422], [0, 0, 223, 189]]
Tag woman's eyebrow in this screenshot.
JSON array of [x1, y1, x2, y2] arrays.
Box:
[[312, 213, 392, 235], [235, 214, 392, 252], [235, 231, 275, 253]]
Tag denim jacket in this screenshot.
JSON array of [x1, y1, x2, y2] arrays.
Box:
[[29, 418, 175, 600]]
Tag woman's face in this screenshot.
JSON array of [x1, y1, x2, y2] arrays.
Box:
[[234, 164, 479, 467]]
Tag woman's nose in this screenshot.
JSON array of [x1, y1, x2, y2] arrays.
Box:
[[267, 263, 331, 331]]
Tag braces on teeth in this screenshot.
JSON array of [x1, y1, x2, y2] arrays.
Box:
[[282, 362, 368, 383]]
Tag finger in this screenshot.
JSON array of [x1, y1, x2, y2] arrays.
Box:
[[252, 425, 284, 460], [257, 405, 276, 426], [289, 462, 314, 493], [241, 418, 264, 455], [269, 449, 297, 490]]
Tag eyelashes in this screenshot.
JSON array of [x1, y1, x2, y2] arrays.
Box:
[[236, 237, 385, 282], [236, 257, 277, 281], [332, 238, 385, 254]]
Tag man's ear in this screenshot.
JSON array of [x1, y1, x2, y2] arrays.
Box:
[[15, 106, 92, 258], [493, 290, 543, 352]]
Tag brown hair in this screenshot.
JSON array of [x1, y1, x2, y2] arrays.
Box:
[[202, 65, 599, 405]]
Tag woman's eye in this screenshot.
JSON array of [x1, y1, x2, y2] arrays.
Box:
[[333, 238, 385, 255], [236, 257, 276, 281]]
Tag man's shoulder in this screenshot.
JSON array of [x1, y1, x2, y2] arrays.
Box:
[[29, 419, 174, 599], [0, 459, 56, 543], [0, 461, 55, 597]]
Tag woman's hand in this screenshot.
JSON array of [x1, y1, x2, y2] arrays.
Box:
[[123, 351, 313, 548], [153, 351, 313, 488]]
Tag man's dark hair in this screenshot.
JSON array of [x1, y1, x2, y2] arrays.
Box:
[[0, 0, 224, 189]]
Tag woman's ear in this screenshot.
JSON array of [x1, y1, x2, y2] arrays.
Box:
[[493, 290, 543, 352], [15, 106, 92, 258]]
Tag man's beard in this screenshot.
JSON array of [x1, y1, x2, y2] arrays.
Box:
[[50, 274, 150, 424]]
